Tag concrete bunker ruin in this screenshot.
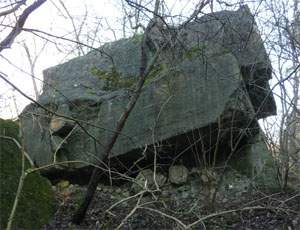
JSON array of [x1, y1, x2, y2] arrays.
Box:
[[20, 6, 277, 184]]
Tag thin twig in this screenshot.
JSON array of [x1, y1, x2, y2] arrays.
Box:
[[115, 193, 144, 230], [0, 0, 26, 17], [0, 0, 47, 52], [187, 205, 298, 229], [0, 135, 34, 166], [139, 206, 187, 229], [6, 134, 27, 230]]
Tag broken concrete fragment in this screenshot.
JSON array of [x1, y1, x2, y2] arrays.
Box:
[[50, 116, 74, 136], [169, 165, 189, 185], [50, 104, 75, 137], [132, 169, 167, 192]]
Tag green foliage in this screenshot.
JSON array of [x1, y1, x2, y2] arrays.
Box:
[[91, 66, 137, 91], [0, 118, 19, 139], [0, 119, 56, 230], [184, 44, 207, 60], [184, 43, 231, 64], [132, 32, 144, 44], [144, 63, 166, 85], [91, 63, 167, 91]]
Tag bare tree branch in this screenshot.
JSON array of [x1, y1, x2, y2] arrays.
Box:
[[0, 0, 26, 17], [58, 0, 85, 55], [22, 41, 47, 100], [71, 0, 164, 224], [0, 0, 47, 52]]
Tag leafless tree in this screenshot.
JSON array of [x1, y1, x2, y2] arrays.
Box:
[[0, 0, 47, 52], [72, 0, 163, 224], [22, 39, 47, 100], [71, 0, 215, 224], [259, 0, 300, 189]]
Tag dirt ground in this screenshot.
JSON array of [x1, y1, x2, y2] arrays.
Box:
[[45, 182, 300, 230]]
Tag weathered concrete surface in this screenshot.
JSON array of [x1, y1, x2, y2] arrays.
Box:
[[20, 6, 276, 184]]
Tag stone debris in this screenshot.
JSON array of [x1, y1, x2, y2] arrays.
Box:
[[168, 165, 189, 185]]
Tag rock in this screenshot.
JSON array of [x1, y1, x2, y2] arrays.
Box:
[[20, 6, 277, 188], [132, 169, 167, 192], [190, 167, 201, 176], [219, 170, 251, 199], [56, 180, 70, 190], [0, 119, 56, 230], [200, 174, 210, 184], [169, 165, 189, 185], [178, 185, 189, 192], [200, 169, 217, 184], [123, 191, 130, 197], [50, 116, 74, 136], [222, 198, 228, 203], [115, 188, 122, 194], [190, 179, 202, 195], [181, 192, 189, 199], [292, 218, 300, 228], [49, 103, 75, 138], [161, 190, 170, 197]]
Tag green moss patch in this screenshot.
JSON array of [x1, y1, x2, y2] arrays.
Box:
[[91, 66, 137, 91], [90, 63, 167, 91], [0, 119, 56, 230]]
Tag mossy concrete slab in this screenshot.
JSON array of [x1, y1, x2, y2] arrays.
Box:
[[20, 6, 277, 184], [0, 119, 56, 230]]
